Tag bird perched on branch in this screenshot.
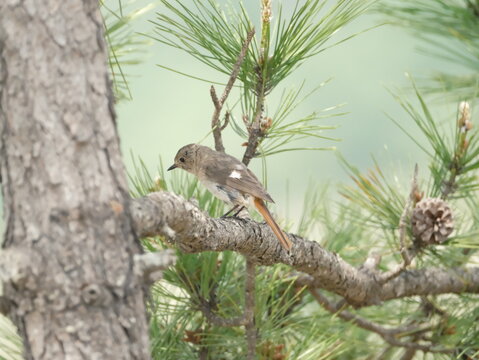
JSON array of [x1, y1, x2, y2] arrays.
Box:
[[168, 144, 292, 251]]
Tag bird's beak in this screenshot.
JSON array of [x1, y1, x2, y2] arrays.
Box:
[[167, 164, 177, 171]]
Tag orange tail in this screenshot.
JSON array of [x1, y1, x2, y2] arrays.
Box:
[[254, 198, 292, 251]]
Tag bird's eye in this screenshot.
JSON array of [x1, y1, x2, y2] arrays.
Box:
[[179, 157, 185, 163]]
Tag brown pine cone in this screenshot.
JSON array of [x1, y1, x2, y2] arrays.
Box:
[[411, 198, 454, 245]]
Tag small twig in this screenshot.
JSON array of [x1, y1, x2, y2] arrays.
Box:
[[382, 335, 453, 354], [420, 297, 446, 317], [310, 289, 416, 336], [199, 347, 208, 360], [399, 164, 418, 263], [221, 29, 255, 106], [380, 165, 418, 284], [400, 347, 417, 360], [242, 114, 250, 130], [242, 79, 265, 166], [211, 28, 255, 153], [242, 4, 270, 166], [200, 302, 246, 327], [442, 101, 472, 199], [133, 249, 176, 284], [245, 258, 257, 359], [198, 258, 257, 358], [210, 85, 220, 109], [375, 346, 394, 360], [220, 112, 230, 131], [363, 251, 382, 271], [310, 288, 454, 354]]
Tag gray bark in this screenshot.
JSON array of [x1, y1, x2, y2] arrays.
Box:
[[0, 1, 150, 359], [132, 192, 479, 307]]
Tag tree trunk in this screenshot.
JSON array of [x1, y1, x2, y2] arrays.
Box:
[[0, 1, 150, 359]]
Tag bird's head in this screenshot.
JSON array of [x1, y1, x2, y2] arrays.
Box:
[[168, 143, 199, 173]]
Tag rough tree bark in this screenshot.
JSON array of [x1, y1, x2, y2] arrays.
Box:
[[132, 192, 479, 307], [1, 0, 478, 358], [0, 1, 150, 359]]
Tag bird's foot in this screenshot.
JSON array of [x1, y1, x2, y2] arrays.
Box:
[[221, 205, 240, 218]]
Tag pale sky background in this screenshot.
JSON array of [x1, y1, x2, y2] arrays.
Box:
[[114, 1, 467, 221], [0, 0, 470, 232]]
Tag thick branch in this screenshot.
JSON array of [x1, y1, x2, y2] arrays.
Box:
[[131, 191, 479, 307]]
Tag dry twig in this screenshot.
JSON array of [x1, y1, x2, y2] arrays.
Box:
[[245, 258, 257, 359], [242, 79, 265, 166], [200, 302, 246, 327], [211, 29, 255, 153], [380, 164, 418, 284], [309, 289, 454, 354]]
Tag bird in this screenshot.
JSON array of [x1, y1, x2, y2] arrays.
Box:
[[167, 144, 292, 251]]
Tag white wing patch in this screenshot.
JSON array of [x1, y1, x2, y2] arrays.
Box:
[[229, 170, 242, 179]]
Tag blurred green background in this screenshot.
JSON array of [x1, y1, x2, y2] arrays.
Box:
[[115, 1, 467, 217], [0, 0, 470, 231]]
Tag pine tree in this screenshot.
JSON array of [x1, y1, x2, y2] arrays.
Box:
[[1, 1, 479, 360]]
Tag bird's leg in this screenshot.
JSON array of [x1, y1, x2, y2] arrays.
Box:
[[232, 206, 245, 217], [221, 205, 239, 218]]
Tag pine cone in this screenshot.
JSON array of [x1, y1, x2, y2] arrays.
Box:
[[411, 198, 454, 245]]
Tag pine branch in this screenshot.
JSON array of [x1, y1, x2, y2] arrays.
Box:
[[309, 289, 455, 354], [199, 300, 246, 327], [379, 164, 418, 284], [400, 348, 417, 360], [242, 81, 266, 166], [242, 0, 270, 166], [245, 258, 256, 360], [211, 29, 255, 153], [131, 191, 479, 306], [239, 16, 271, 353], [441, 101, 473, 199]]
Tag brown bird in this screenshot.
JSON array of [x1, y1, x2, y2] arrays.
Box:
[[168, 144, 292, 251]]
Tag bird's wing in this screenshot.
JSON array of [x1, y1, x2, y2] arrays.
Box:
[[203, 155, 274, 203]]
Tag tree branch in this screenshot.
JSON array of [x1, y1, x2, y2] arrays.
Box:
[[242, 80, 265, 166], [380, 164, 418, 284], [309, 289, 421, 337], [133, 249, 177, 284], [245, 258, 256, 359], [242, 5, 270, 166], [199, 301, 246, 327], [211, 29, 255, 153], [309, 289, 454, 354], [131, 191, 479, 307]]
